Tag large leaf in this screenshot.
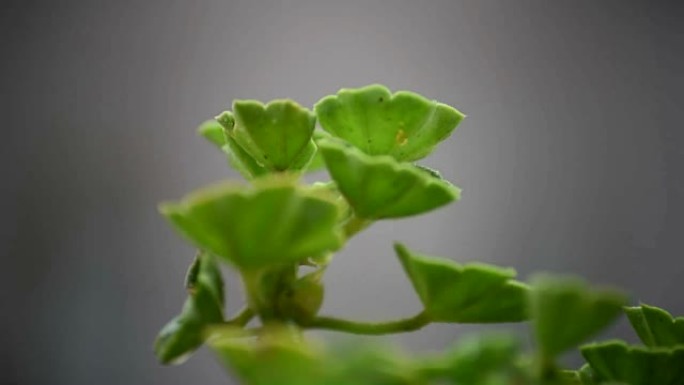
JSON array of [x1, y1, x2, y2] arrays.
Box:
[[211, 330, 420, 385], [395, 244, 529, 323], [624, 304, 684, 348], [223, 99, 316, 172], [159, 182, 343, 270], [581, 341, 684, 385], [314, 84, 465, 161], [319, 139, 460, 219], [211, 328, 328, 385], [529, 275, 626, 358], [154, 252, 224, 364]]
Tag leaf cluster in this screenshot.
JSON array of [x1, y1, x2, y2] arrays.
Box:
[[155, 85, 683, 385]]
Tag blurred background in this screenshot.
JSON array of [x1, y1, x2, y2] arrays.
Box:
[[2, 1, 683, 384]]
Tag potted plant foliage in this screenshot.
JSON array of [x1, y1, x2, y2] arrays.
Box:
[[155, 85, 684, 385]]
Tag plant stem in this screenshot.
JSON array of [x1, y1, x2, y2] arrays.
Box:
[[225, 306, 255, 327], [343, 215, 372, 239], [305, 311, 430, 335]]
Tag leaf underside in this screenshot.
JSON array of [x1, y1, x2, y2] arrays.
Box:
[[529, 275, 626, 358], [395, 243, 529, 323], [159, 182, 343, 269], [319, 139, 460, 219]]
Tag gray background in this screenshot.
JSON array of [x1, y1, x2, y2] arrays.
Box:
[[2, 1, 682, 384]]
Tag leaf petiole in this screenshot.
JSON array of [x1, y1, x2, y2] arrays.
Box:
[[342, 214, 373, 239], [304, 311, 430, 335], [225, 306, 255, 327]]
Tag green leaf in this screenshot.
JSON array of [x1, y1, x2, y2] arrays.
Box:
[[395, 244, 529, 323], [577, 364, 600, 385], [529, 275, 626, 358], [198, 116, 269, 179], [206, 114, 324, 177], [154, 252, 224, 364], [228, 99, 316, 172], [319, 139, 460, 219], [159, 182, 343, 270], [211, 328, 328, 385], [581, 341, 684, 385], [223, 134, 270, 178], [330, 344, 418, 385], [314, 84, 464, 161], [624, 304, 684, 348], [419, 333, 523, 384], [198, 119, 227, 148], [303, 130, 331, 173]]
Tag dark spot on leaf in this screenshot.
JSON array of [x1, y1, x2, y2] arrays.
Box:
[[378, 97, 384, 102]]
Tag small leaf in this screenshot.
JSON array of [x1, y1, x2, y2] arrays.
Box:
[[198, 116, 269, 179], [315, 84, 465, 161], [230, 99, 316, 172], [198, 119, 227, 148], [159, 182, 343, 269], [529, 275, 626, 358], [581, 341, 684, 385], [395, 244, 529, 323], [319, 139, 460, 219], [223, 135, 270, 178], [154, 253, 224, 364], [624, 304, 684, 348]]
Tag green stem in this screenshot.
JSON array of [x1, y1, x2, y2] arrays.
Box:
[[241, 264, 297, 322], [241, 269, 268, 319], [343, 214, 372, 239], [305, 311, 430, 335], [225, 306, 255, 327]]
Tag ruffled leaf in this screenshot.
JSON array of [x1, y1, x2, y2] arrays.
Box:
[[314, 84, 464, 161], [159, 182, 343, 270], [395, 244, 529, 323], [624, 304, 684, 348], [154, 252, 224, 364], [529, 275, 626, 358], [319, 139, 460, 219], [581, 341, 684, 385]]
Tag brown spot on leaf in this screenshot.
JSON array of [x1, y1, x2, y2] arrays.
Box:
[[395, 129, 408, 146]]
